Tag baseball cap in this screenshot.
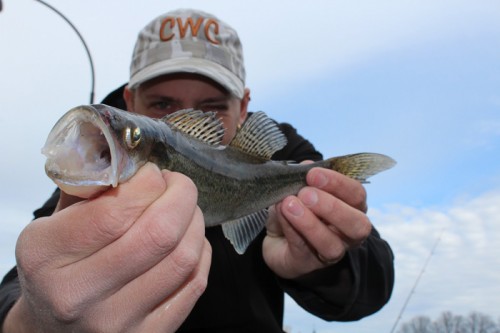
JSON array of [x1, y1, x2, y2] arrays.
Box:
[[128, 9, 246, 98]]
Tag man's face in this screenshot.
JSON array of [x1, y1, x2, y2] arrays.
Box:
[[124, 73, 249, 145]]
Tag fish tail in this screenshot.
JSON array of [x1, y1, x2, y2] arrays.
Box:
[[323, 153, 396, 183]]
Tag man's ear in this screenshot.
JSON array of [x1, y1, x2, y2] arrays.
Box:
[[123, 86, 135, 112], [239, 88, 251, 124]]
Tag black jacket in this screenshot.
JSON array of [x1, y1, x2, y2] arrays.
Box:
[[0, 85, 394, 332]]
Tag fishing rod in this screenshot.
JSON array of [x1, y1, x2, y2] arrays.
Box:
[[389, 229, 445, 333], [34, 0, 96, 104]]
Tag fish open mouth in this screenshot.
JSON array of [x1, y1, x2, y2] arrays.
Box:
[[42, 106, 120, 197]]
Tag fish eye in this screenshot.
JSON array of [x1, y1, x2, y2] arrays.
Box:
[[124, 126, 141, 149]]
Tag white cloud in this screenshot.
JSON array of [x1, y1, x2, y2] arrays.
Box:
[[284, 189, 500, 333]]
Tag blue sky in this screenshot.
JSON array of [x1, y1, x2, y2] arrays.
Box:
[[1, 1, 499, 332], [277, 31, 500, 208]]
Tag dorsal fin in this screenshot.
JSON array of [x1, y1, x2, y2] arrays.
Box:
[[162, 109, 225, 145], [229, 111, 287, 160]]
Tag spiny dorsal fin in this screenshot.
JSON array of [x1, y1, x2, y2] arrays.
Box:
[[221, 209, 269, 254], [162, 109, 225, 145], [229, 111, 287, 160]]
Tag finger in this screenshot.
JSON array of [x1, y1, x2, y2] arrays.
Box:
[[274, 201, 310, 252], [296, 186, 372, 245], [113, 206, 206, 312], [280, 195, 346, 262], [265, 205, 284, 237], [140, 238, 212, 333], [263, 201, 316, 279], [54, 191, 85, 213], [306, 167, 368, 212]]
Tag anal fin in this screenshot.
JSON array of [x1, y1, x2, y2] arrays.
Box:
[[221, 209, 269, 254]]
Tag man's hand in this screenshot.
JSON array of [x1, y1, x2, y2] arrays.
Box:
[[263, 166, 371, 279], [4, 163, 211, 333]]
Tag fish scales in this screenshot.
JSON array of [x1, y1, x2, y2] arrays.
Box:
[[147, 126, 314, 226]]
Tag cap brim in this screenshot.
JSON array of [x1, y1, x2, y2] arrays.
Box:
[[128, 58, 244, 99]]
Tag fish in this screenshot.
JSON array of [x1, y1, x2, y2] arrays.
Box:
[[42, 104, 396, 254]]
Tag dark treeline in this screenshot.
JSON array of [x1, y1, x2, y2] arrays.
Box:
[[398, 311, 500, 333]]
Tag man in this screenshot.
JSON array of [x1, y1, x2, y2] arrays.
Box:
[[1, 9, 394, 332]]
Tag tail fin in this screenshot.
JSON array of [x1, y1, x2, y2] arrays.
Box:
[[326, 153, 396, 183]]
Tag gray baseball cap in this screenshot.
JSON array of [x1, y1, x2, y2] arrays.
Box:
[[128, 9, 245, 98]]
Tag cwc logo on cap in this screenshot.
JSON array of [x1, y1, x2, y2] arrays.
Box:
[[159, 17, 221, 45]]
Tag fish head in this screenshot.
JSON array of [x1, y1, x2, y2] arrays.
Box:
[[42, 104, 152, 198]]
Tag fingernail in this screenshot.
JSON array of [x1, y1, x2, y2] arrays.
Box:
[[301, 188, 318, 207], [311, 170, 328, 188], [287, 198, 304, 217]]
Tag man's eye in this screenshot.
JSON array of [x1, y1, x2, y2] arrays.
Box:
[[201, 104, 228, 112], [153, 101, 174, 110]]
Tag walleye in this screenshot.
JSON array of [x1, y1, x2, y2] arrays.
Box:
[[42, 104, 396, 254]]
